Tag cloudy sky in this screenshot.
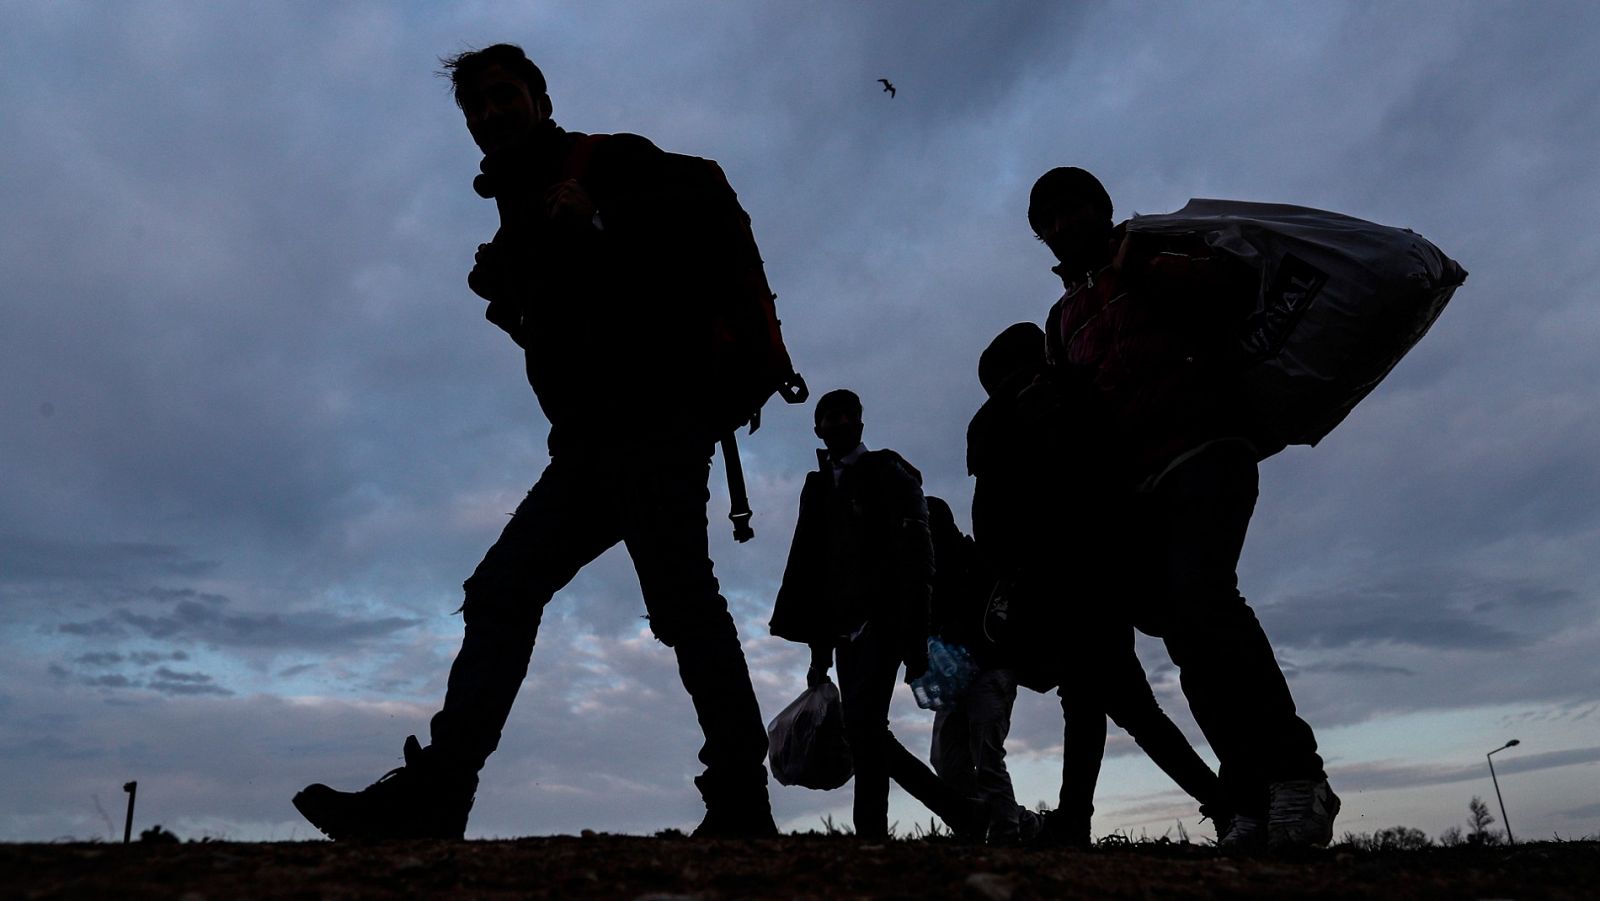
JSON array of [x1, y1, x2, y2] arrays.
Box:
[[3, 1, 1598, 843]]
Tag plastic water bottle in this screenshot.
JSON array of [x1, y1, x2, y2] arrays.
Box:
[[910, 675, 941, 710], [911, 637, 976, 710]]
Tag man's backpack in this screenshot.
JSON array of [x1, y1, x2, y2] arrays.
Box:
[[564, 134, 808, 539], [1125, 199, 1467, 456], [925, 496, 987, 651]]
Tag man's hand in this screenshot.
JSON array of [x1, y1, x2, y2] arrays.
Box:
[[545, 178, 596, 226], [902, 641, 930, 685], [468, 241, 519, 302], [808, 644, 832, 688]]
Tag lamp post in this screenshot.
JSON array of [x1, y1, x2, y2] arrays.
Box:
[[1486, 739, 1520, 846]]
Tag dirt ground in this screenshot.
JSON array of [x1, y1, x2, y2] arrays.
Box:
[[3, 835, 1596, 899]]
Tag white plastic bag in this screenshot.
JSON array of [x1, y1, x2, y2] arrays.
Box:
[[1127, 199, 1467, 453]]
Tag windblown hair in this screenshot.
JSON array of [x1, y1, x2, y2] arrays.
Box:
[[439, 43, 547, 107]]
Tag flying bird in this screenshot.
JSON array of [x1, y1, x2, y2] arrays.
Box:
[[877, 78, 896, 98]]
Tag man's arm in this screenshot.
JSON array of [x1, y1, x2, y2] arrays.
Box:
[[770, 474, 828, 646], [467, 137, 620, 348], [469, 231, 532, 347]]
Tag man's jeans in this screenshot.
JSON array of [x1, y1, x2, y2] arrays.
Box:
[[834, 623, 966, 838], [1136, 438, 1325, 819], [1056, 621, 1224, 828], [931, 667, 1032, 840], [426, 447, 771, 811]]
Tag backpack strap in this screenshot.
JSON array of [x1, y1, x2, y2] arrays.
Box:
[[721, 432, 755, 543], [560, 133, 607, 182]]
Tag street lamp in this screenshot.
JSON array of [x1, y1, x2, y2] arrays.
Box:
[[1486, 739, 1520, 846]]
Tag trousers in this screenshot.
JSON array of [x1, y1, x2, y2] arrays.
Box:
[[1056, 620, 1225, 829], [834, 623, 967, 838], [426, 446, 771, 810], [931, 667, 1033, 840], [1135, 438, 1325, 818]]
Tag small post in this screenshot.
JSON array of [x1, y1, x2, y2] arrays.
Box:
[[122, 781, 137, 844]]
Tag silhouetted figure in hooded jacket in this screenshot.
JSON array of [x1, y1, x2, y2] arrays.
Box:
[[770, 389, 974, 839]]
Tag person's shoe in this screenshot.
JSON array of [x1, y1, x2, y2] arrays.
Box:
[[944, 798, 989, 844], [293, 736, 476, 840], [1016, 808, 1045, 844], [1216, 813, 1266, 849], [692, 806, 779, 838], [1267, 779, 1340, 850], [1028, 809, 1091, 849], [689, 773, 779, 838]]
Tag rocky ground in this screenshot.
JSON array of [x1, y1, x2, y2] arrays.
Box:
[[3, 835, 1596, 899]]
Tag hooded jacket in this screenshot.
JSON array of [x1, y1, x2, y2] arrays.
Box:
[[769, 448, 934, 662]]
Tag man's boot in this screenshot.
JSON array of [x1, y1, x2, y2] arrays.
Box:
[[293, 736, 477, 840], [689, 774, 778, 838], [1029, 808, 1092, 849]]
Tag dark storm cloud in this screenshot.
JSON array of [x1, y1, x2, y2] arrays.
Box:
[[0, 536, 215, 584], [60, 597, 422, 650], [48, 659, 230, 696], [147, 676, 233, 698], [1336, 746, 1600, 793], [55, 620, 121, 637], [1558, 800, 1600, 822], [1264, 571, 1585, 652], [1288, 660, 1417, 678]]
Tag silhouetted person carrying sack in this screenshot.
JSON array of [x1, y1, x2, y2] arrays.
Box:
[[1027, 167, 1336, 850], [769, 389, 977, 840], [293, 43, 781, 840]]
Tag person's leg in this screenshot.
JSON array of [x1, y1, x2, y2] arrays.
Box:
[[837, 622, 972, 837], [962, 667, 1024, 841], [1146, 441, 1325, 827], [622, 448, 773, 832], [1098, 625, 1226, 816], [1054, 685, 1107, 846], [931, 706, 976, 800], [429, 457, 621, 774], [864, 629, 972, 834], [296, 457, 619, 839], [835, 628, 892, 838]]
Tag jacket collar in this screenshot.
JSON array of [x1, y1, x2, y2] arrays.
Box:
[[817, 443, 868, 483]]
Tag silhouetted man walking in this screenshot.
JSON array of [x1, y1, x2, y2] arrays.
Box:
[[769, 389, 974, 839], [293, 43, 777, 840], [1027, 167, 1337, 850]]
